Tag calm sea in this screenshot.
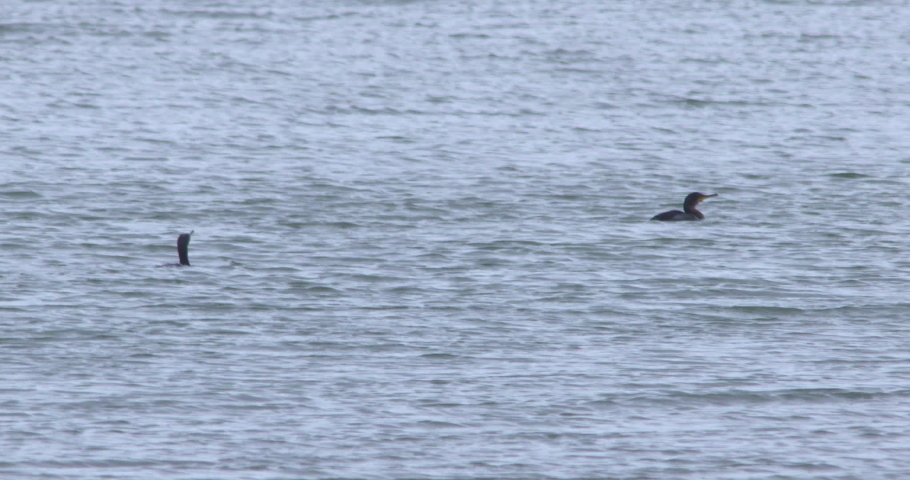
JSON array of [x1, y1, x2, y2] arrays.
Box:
[[3, 0, 910, 478]]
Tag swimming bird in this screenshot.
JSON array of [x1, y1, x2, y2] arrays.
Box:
[[651, 192, 717, 221], [160, 231, 193, 267]]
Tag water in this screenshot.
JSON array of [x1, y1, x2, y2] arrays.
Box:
[[3, 0, 910, 478]]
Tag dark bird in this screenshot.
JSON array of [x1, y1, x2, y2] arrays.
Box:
[[159, 231, 193, 267], [651, 192, 717, 221]]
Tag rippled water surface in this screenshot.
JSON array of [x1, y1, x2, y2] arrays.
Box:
[[3, 0, 910, 478]]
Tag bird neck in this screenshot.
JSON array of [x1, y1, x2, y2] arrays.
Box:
[[683, 205, 704, 219], [177, 233, 191, 266]]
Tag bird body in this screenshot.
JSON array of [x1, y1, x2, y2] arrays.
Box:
[[651, 192, 717, 221], [651, 209, 703, 221]]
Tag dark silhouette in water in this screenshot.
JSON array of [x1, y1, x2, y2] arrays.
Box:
[[651, 192, 718, 221], [160, 231, 193, 267], [177, 231, 192, 265]]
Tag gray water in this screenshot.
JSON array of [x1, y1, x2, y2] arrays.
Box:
[[3, 0, 910, 478]]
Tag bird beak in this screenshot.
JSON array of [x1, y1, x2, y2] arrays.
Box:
[[700, 194, 718, 202]]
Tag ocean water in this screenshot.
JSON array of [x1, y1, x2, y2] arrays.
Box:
[[3, 0, 910, 478]]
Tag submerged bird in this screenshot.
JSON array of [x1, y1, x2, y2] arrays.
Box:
[[160, 231, 193, 267], [651, 192, 717, 221]]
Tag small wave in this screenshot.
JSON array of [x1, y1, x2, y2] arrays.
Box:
[[829, 172, 869, 179], [449, 33, 491, 39], [0, 190, 42, 199], [420, 353, 459, 359], [164, 9, 273, 20], [417, 420, 463, 428], [628, 388, 908, 407], [728, 305, 805, 315]]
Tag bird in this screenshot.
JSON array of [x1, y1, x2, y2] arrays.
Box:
[[159, 231, 193, 266], [651, 192, 717, 221]]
